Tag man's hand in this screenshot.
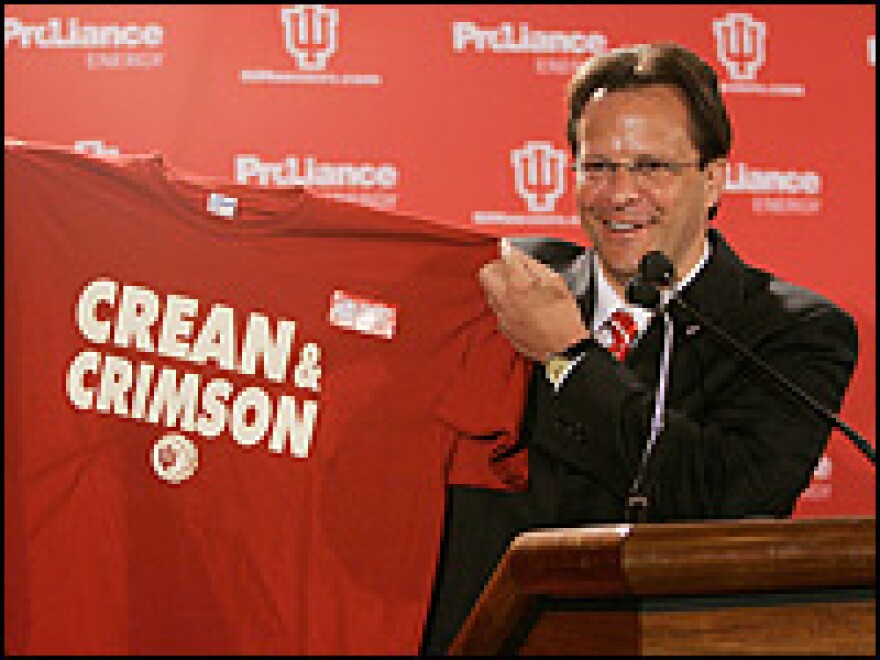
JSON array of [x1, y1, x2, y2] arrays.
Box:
[[479, 248, 590, 362]]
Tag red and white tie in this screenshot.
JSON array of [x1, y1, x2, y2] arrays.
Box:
[[603, 309, 638, 361]]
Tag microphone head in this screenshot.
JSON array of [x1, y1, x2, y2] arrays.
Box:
[[626, 276, 662, 310], [640, 251, 675, 287]]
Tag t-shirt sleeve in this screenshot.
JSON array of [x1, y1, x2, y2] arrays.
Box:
[[434, 308, 531, 491]]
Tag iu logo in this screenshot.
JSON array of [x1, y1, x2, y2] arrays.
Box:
[[152, 433, 199, 484], [713, 12, 766, 81], [281, 5, 339, 71], [511, 142, 567, 213]]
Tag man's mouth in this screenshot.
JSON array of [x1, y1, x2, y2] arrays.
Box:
[[603, 219, 651, 234]]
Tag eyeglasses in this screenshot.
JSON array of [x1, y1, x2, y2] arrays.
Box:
[[572, 157, 704, 187]]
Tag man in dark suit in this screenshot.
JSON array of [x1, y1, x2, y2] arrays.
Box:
[[422, 43, 859, 653]]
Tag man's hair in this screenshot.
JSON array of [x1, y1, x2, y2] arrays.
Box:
[[567, 43, 732, 196]]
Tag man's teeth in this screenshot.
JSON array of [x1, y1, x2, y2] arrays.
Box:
[[609, 222, 641, 230]]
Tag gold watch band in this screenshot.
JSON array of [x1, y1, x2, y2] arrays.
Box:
[[544, 355, 573, 386]]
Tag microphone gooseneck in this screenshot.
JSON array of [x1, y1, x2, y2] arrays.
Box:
[[624, 251, 678, 523], [625, 252, 876, 466]]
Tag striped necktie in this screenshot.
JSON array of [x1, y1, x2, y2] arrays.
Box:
[[601, 309, 638, 361]]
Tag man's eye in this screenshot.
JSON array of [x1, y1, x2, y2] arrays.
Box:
[[634, 161, 672, 173], [581, 162, 615, 174]]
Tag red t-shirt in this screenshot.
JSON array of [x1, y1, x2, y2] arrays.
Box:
[[4, 140, 529, 654]]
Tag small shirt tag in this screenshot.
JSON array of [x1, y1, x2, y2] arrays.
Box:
[[207, 192, 238, 218], [328, 290, 397, 339]]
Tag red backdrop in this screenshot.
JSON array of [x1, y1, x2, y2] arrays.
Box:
[[5, 4, 875, 516]]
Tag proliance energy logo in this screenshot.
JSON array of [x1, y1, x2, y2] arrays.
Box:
[[472, 142, 578, 226], [4, 15, 165, 70], [712, 13, 804, 97], [725, 161, 822, 215], [452, 20, 608, 77], [235, 153, 400, 210], [240, 5, 381, 86]]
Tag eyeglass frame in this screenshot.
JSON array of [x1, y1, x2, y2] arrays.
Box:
[[571, 156, 706, 187]]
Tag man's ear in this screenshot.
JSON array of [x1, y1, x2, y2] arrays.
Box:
[[704, 157, 727, 213]]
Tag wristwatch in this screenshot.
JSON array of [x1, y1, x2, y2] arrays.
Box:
[[544, 336, 593, 386]]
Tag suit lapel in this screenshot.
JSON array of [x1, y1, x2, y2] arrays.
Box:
[[624, 229, 750, 373], [678, 229, 749, 331]]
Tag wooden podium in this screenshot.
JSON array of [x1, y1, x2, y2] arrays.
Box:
[[448, 516, 875, 655]]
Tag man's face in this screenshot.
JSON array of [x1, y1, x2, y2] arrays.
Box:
[[575, 85, 725, 288]]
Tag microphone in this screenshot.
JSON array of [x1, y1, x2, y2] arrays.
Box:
[[626, 277, 662, 309], [640, 250, 675, 287], [626, 251, 876, 465]]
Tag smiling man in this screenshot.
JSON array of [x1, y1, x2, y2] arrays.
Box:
[[576, 83, 723, 298], [423, 42, 859, 653]]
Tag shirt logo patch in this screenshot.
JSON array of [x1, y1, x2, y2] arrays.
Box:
[[152, 433, 199, 484], [328, 290, 397, 339]]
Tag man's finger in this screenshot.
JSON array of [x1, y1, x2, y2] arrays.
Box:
[[478, 260, 505, 292], [509, 248, 559, 287], [500, 250, 540, 289], [483, 285, 503, 316]]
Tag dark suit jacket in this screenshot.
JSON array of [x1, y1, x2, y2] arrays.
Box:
[[422, 228, 859, 654]]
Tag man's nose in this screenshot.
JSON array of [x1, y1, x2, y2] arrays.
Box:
[[606, 164, 642, 199]]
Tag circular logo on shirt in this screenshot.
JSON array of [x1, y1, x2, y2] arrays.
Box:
[[152, 433, 198, 484]]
